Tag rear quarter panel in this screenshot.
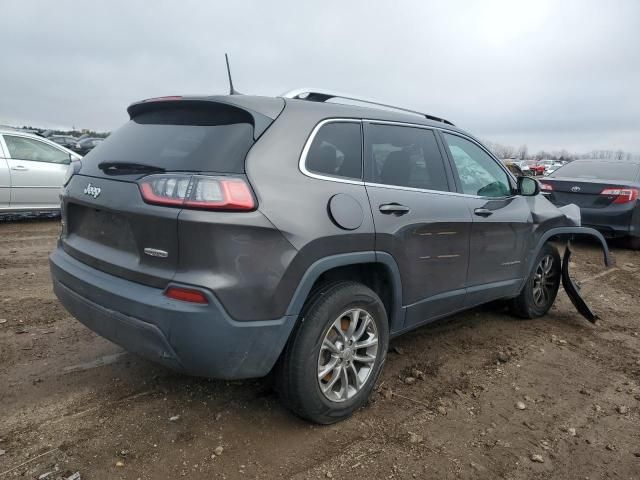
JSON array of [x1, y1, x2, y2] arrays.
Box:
[[245, 102, 375, 317]]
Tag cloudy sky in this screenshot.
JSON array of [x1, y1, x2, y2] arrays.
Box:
[[2, 0, 639, 154]]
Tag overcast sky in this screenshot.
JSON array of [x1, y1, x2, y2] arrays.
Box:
[[2, 0, 639, 154]]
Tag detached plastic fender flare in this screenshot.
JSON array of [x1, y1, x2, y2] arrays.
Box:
[[562, 241, 597, 323], [529, 227, 612, 269], [526, 227, 613, 322]]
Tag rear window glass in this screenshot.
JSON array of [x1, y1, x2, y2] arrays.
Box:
[[364, 124, 449, 191], [305, 122, 362, 180], [86, 105, 255, 173], [550, 161, 640, 181]]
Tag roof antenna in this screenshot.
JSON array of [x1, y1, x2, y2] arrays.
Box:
[[225, 53, 241, 95]]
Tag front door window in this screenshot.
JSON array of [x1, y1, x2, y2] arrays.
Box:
[[443, 133, 511, 197]]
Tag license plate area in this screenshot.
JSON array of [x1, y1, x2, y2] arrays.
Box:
[[67, 203, 137, 253]]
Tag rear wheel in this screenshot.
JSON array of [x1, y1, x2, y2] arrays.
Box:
[[276, 281, 389, 424], [509, 243, 561, 319]]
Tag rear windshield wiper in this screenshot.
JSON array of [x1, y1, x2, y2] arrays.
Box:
[[98, 162, 166, 175]]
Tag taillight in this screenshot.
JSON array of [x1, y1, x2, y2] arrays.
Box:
[[164, 286, 209, 304], [600, 187, 639, 204], [138, 174, 255, 211], [539, 182, 553, 191]]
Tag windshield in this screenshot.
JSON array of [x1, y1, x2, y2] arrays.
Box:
[[550, 161, 640, 181]]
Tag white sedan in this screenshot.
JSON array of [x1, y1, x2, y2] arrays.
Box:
[[0, 129, 82, 213]]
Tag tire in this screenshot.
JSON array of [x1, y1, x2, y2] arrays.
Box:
[[275, 281, 389, 424], [509, 243, 561, 319]]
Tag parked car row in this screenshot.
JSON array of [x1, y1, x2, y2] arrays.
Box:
[[502, 159, 568, 176]]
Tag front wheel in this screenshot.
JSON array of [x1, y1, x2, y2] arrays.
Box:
[[509, 243, 561, 319], [275, 282, 389, 424]]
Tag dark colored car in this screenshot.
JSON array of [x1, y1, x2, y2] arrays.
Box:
[[540, 159, 640, 248], [49, 135, 79, 149], [72, 137, 103, 155], [50, 90, 609, 423]]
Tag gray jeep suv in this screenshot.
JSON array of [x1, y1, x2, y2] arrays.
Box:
[[50, 89, 610, 423]]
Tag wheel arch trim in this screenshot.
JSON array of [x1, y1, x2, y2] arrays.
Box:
[[519, 226, 612, 293], [284, 251, 405, 332]]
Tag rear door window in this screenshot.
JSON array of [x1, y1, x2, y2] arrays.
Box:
[[364, 123, 450, 191], [85, 104, 255, 173], [305, 122, 362, 180]]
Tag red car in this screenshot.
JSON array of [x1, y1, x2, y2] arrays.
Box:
[[525, 161, 546, 175]]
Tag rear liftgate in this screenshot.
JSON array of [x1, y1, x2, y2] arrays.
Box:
[[561, 238, 613, 323]]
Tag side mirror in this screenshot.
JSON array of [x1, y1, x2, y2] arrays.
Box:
[[518, 175, 540, 196]]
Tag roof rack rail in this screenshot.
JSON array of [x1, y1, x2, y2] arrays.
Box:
[[281, 88, 455, 126]]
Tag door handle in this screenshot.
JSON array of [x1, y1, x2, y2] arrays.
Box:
[[474, 208, 493, 217], [11, 165, 28, 171], [379, 203, 410, 215]]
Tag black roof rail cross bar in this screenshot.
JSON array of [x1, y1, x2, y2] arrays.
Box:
[[281, 88, 455, 126]]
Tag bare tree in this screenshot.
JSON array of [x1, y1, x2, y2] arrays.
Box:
[[517, 145, 528, 160]]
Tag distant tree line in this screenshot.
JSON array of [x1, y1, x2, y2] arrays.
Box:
[[482, 140, 639, 162]]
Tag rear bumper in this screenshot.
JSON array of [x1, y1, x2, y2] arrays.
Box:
[[579, 205, 636, 238], [50, 247, 296, 379]]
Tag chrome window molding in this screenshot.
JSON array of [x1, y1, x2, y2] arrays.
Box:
[[298, 117, 516, 200], [298, 118, 365, 185]]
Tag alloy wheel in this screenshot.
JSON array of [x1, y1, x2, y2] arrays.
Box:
[[317, 308, 379, 402], [532, 254, 556, 307]]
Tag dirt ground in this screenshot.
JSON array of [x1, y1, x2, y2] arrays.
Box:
[[0, 218, 639, 480]]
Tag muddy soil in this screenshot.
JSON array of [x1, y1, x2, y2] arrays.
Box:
[[0, 218, 638, 479]]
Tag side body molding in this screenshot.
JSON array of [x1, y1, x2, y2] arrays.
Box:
[[284, 251, 405, 333]]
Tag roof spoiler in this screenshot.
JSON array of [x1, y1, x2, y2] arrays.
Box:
[[126, 97, 283, 140]]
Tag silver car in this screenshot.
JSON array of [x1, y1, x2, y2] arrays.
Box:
[[0, 129, 81, 213]]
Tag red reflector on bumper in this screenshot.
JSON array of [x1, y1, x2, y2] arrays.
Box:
[[165, 286, 208, 304]]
